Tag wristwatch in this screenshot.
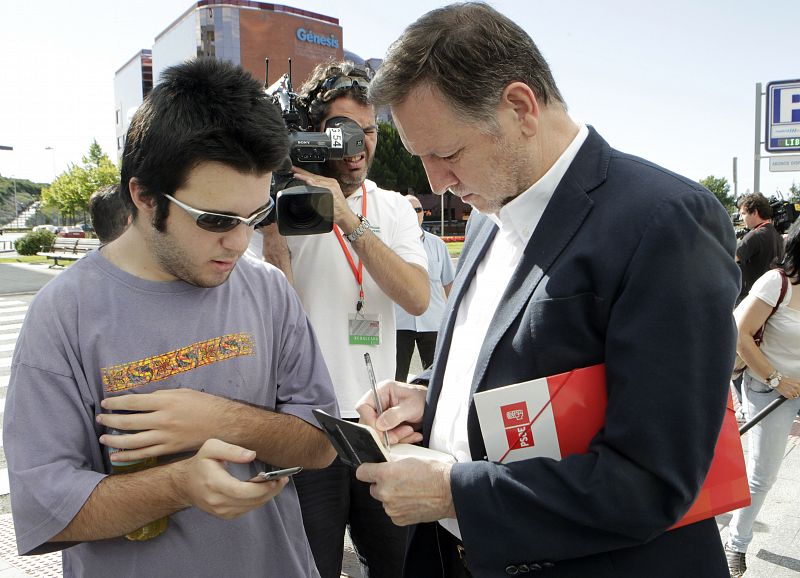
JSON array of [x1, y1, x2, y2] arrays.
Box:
[[766, 370, 783, 389], [344, 215, 370, 243]]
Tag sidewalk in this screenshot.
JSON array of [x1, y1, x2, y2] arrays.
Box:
[[717, 415, 800, 577]]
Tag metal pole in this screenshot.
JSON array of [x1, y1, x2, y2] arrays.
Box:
[[739, 396, 787, 436], [754, 82, 762, 194], [732, 157, 738, 198], [440, 193, 444, 236], [13, 177, 18, 226]]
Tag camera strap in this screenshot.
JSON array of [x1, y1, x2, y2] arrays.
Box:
[[334, 183, 368, 312]]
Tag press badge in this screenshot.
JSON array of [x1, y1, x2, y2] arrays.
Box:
[[348, 313, 381, 346]]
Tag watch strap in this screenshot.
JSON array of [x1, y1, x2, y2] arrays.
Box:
[[766, 369, 783, 389], [345, 216, 370, 243]]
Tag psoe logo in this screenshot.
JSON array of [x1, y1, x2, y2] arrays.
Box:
[[296, 28, 339, 49]]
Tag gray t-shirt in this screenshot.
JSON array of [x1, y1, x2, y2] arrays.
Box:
[[4, 249, 338, 577]]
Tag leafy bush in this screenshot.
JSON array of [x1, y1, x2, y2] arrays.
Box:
[[15, 230, 55, 256]]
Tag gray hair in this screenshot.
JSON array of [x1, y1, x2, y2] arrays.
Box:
[[369, 2, 564, 125]]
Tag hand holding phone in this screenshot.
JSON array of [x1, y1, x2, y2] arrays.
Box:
[[248, 466, 303, 483]]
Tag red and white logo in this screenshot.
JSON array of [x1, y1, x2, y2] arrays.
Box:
[[501, 402, 534, 450]]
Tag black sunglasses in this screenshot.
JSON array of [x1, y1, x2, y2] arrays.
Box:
[[318, 74, 370, 96], [413, 207, 423, 213], [164, 194, 274, 233]]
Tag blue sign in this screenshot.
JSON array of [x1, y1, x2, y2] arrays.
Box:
[[766, 79, 800, 153], [296, 28, 339, 49]]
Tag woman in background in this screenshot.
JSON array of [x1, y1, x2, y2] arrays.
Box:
[[726, 218, 800, 577]]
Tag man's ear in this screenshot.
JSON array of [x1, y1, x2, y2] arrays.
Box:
[[128, 177, 158, 216], [500, 82, 539, 137]]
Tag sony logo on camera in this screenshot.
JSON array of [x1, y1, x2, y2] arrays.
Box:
[[295, 28, 340, 49]]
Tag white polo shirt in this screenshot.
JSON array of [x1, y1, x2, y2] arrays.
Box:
[[272, 179, 427, 417]]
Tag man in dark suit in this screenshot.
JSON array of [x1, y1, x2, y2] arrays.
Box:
[[355, 3, 740, 577]]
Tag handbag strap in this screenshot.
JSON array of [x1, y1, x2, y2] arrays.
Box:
[[753, 269, 789, 343]]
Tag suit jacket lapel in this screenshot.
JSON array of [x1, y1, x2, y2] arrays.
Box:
[[469, 128, 610, 397], [423, 217, 496, 440], [422, 127, 611, 442], [468, 173, 592, 398]]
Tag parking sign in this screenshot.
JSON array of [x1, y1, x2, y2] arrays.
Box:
[[766, 79, 800, 153]]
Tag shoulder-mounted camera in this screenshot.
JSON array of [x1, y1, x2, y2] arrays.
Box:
[[263, 59, 366, 236]]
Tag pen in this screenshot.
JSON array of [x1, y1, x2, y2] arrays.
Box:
[[364, 353, 391, 449]]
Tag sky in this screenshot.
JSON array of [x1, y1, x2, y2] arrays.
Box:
[[1, 0, 799, 199]]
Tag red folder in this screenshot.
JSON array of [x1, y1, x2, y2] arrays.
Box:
[[493, 364, 750, 530]]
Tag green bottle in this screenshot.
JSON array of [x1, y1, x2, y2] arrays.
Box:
[[108, 410, 169, 541]]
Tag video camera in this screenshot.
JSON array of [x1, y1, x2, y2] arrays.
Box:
[[770, 200, 799, 234], [263, 59, 366, 236]]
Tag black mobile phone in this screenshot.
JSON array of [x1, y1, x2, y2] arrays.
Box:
[[248, 466, 303, 483]]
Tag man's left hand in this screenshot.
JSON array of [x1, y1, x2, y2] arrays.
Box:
[[97, 389, 231, 462], [356, 459, 456, 526]]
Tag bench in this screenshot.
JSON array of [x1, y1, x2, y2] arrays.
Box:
[[38, 237, 101, 268]]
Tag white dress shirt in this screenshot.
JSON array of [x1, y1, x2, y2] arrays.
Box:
[[430, 124, 589, 539]]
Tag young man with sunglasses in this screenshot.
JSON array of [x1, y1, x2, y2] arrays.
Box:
[[4, 59, 337, 577], [259, 61, 429, 578]]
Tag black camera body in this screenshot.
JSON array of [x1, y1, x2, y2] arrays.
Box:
[[770, 200, 798, 234], [265, 69, 366, 236]]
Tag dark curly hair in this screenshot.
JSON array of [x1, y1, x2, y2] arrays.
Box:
[[737, 193, 773, 220], [297, 61, 372, 130]]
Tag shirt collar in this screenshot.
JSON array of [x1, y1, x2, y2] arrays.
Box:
[[487, 124, 589, 245], [348, 179, 376, 201]]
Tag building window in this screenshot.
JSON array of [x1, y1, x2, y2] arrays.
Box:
[[116, 109, 121, 125]]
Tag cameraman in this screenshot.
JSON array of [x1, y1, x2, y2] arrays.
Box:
[[736, 193, 784, 305], [260, 61, 429, 578]]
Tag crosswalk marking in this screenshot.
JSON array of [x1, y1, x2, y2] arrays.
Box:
[[0, 314, 25, 324], [0, 307, 27, 315], [0, 300, 26, 500], [0, 469, 8, 496]]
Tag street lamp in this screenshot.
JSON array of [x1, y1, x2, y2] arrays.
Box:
[[13, 176, 18, 225]]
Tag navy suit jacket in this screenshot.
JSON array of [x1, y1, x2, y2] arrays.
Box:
[[404, 128, 739, 577]]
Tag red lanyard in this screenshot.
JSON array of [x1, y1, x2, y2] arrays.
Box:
[[333, 183, 368, 311]]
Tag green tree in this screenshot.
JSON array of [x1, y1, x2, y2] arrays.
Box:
[[788, 181, 800, 203], [41, 140, 119, 222], [699, 175, 735, 212], [370, 122, 431, 195]]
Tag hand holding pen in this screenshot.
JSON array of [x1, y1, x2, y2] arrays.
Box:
[[364, 353, 391, 449]]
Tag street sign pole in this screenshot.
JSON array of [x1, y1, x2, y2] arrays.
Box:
[[754, 83, 762, 194]]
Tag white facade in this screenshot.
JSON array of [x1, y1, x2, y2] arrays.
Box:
[[113, 51, 149, 158], [152, 8, 199, 86]]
